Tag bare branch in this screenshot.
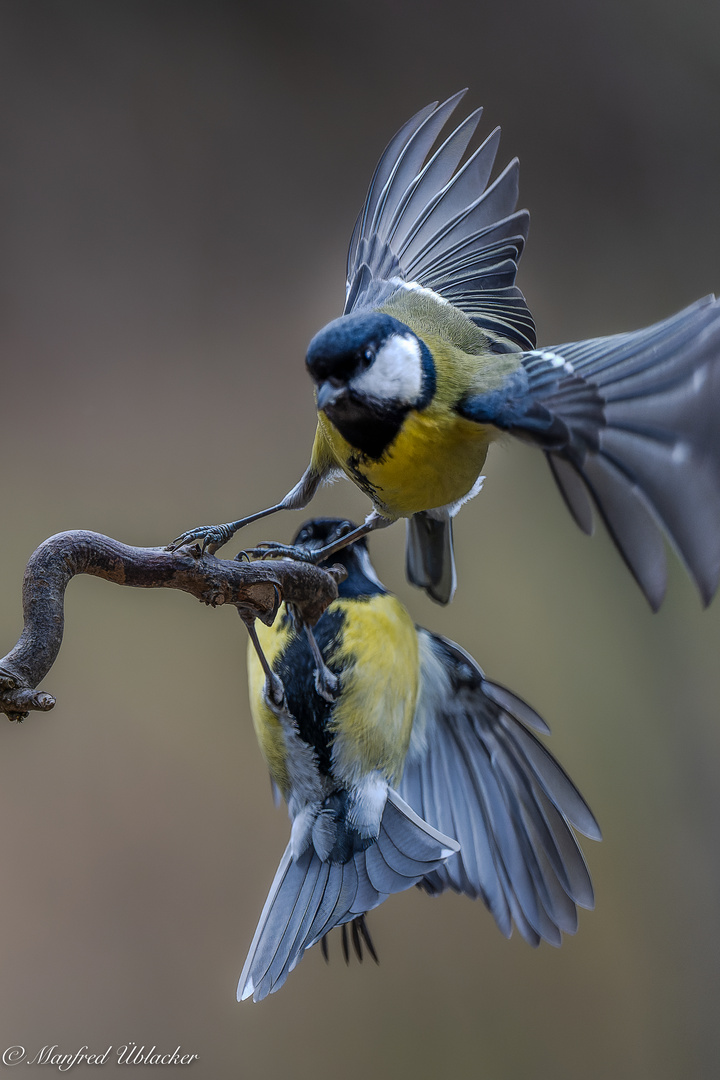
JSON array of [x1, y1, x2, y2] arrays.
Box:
[[0, 530, 344, 722]]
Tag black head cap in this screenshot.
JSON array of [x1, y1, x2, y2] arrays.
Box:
[[292, 517, 364, 556], [291, 517, 385, 597], [305, 311, 410, 386]]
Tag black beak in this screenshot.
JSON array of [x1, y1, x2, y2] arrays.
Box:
[[316, 381, 345, 412]]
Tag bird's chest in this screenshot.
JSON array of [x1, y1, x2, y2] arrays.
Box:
[[247, 597, 418, 800], [322, 406, 494, 517]]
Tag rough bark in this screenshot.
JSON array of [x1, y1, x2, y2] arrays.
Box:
[[0, 530, 343, 722]]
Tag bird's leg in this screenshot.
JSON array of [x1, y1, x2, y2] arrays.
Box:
[[241, 614, 285, 707], [355, 914, 379, 964], [167, 466, 324, 556], [309, 512, 393, 563], [303, 623, 338, 703], [321, 915, 378, 966], [169, 502, 287, 556], [244, 511, 393, 565]]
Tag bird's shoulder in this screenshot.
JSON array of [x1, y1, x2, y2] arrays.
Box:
[[379, 287, 523, 402], [379, 286, 489, 353]]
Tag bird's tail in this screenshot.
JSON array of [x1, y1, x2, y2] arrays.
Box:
[[237, 790, 458, 1002], [405, 512, 456, 605]]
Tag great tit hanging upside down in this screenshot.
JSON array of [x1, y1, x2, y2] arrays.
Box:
[[172, 90, 720, 608], [240, 518, 600, 1002]]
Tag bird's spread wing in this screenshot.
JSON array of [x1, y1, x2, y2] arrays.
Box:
[[237, 791, 458, 1002], [398, 630, 600, 947], [344, 91, 535, 349], [460, 296, 720, 609]]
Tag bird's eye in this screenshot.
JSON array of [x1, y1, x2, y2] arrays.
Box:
[[361, 348, 374, 368]]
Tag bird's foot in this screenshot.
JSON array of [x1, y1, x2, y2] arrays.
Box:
[[239, 542, 316, 564], [265, 671, 286, 710], [314, 665, 339, 703], [168, 521, 239, 556]]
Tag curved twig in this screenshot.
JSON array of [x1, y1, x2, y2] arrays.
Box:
[[0, 531, 344, 722]]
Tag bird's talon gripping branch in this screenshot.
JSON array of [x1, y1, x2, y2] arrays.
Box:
[[0, 530, 341, 726], [244, 543, 315, 565], [168, 523, 236, 556]]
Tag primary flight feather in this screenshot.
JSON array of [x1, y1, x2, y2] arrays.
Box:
[[172, 90, 720, 609]]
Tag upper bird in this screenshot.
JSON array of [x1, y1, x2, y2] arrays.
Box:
[[171, 90, 720, 608]]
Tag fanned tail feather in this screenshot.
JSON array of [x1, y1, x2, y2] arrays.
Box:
[[238, 791, 458, 1002]]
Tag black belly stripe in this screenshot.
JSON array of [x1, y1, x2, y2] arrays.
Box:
[[272, 556, 385, 777], [274, 608, 344, 776]]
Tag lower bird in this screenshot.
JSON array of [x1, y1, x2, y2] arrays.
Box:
[[239, 518, 601, 1002]]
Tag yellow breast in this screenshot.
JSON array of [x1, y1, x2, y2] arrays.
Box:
[[317, 405, 493, 518], [328, 594, 419, 784], [246, 593, 419, 794]]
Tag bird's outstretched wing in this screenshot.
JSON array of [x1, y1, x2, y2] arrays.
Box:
[[461, 295, 720, 609], [398, 630, 600, 947], [237, 791, 458, 1002], [345, 91, 535, 350]]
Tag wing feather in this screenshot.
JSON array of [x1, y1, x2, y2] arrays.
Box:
[[345, 94, 535, 348], [461, 296, 720, 607], [399, 630, 599, 946]]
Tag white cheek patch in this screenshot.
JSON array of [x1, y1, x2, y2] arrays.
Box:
[[352, 333, 423, 404]]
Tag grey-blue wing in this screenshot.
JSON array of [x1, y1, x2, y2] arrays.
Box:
[[345, 92, 535, 349], [460, 296, 720, 608], [399, 630, 600, 947]]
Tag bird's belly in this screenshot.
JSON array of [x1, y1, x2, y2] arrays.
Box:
[[341, 410, 493, 518], [328, 595, 419, 786]]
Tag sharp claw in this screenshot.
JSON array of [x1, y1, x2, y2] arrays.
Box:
[[314, 667, 339, 703], [266, 672, 286, 709], [168, 532, 196, 552], [234, 541, 317, 564], [169, 524, 235, 556]]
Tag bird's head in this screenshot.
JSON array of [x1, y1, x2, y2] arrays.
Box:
[[305, 311, 435, 458], [292, 517, 386, 595], [292, 517, 360, 555]]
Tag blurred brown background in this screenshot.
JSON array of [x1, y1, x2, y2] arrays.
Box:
[[1, 1, 720, 1077]]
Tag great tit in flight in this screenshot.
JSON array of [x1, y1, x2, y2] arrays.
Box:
[[239, 518, 600, 1002], [173, 91, 720, 608]]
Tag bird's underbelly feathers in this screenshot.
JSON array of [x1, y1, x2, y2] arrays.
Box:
[[319, 408, 494, 518], [246, 594, 419, 796], [328, 595, 418, 786]]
